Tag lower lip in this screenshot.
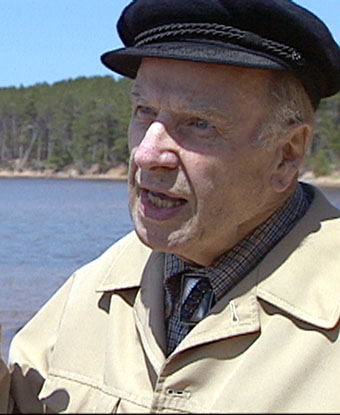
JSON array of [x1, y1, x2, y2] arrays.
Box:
[[139, 189, 186, 221]]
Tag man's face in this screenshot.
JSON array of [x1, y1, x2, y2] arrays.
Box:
[[128, 58, 284, 266]]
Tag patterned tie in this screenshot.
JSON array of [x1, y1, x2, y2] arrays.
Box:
[[179, 273, 216, 325]]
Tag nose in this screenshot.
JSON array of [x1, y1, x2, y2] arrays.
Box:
[[133, 121, 179, 171]]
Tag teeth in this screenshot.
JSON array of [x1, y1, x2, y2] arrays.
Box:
[[147, 192, 183, 208]]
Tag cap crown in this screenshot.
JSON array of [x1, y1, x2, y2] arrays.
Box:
[[102, 0, 340, 108]]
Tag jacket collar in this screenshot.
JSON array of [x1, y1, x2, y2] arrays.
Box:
[[96, 185, 340, 330], [96, 232, 156, 292], [256, 185, 340, 329]]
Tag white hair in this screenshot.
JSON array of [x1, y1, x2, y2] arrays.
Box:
[[253, 71, 315, 147]]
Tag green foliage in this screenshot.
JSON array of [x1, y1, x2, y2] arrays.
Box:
[[0, 76, 339, 176], [48, 142, 73, 170], [308, 149, 333, 176], [112, 136, 130, 163], [0, 75, 133, 171], [308, 93, 340, 173]]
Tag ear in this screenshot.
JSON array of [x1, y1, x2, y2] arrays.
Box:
[[271, 123, 312, 193]]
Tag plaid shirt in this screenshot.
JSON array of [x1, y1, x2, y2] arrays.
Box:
[[164, 183, 313, 355]]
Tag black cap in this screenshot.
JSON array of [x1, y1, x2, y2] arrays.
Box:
[[101, 0, 340, 109]]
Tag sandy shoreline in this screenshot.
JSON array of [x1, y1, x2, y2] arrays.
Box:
[[298, 171, 340, 188], [0, 165, 128, 181], [1, 168, 340, 188]]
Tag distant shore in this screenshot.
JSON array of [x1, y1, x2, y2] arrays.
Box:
[[1, 166, 340, 188], [298, 170, 340, 188], [0, 164, 128, 181]]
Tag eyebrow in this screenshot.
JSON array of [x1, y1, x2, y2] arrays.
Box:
[[129, 90, 139, 101], [129, 85, 235, 125], [129, 86, 145, 102], [183, 97, 237, 126], [187, 104, 228, 121]]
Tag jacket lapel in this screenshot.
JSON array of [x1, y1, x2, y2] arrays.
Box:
[[257, 186, 340, 329], [96, 186, 340, 362], [134, 251, 167, 371]]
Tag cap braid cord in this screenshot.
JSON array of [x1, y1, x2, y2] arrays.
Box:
[[134, 22, 304, 66]]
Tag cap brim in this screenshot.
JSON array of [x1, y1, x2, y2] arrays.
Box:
[[101, 41, 287, 78]]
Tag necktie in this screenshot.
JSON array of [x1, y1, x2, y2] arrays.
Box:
[[180, 273, 215, 325]]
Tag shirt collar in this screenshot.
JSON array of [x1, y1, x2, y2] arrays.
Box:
[[164, 182, 313, 301], [96, 186, 340, 330]]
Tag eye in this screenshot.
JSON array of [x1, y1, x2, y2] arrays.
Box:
[[181, 116, 218, 139], [189, 118, 216, 134], [194, 119, 211, 130], [135, 106, 157, 120]]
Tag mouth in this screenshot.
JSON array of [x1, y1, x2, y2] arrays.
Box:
[[146, 190, 187, 209]]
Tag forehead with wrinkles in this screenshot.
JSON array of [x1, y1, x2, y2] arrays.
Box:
[[131, 57, 271, 119]]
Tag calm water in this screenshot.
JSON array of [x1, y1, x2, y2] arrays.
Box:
[[0, 179, 340, 362], [0, 178, 133, 361]]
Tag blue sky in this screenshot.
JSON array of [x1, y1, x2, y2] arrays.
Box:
[[1, 0, 339, 88]]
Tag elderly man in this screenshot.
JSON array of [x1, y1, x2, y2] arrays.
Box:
[[7, 0, 340, 413]]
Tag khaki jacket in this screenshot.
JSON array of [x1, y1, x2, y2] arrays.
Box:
[[8, 185, 340, 413], [0, 331, 9, 414]]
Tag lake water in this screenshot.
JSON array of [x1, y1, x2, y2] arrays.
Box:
[[0, 178, 340, 362], [0, 178, 133, 361]]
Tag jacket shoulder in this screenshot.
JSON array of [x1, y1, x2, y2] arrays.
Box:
[[71, 230, 152, 290]]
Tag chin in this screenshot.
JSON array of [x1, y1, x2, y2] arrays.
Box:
[[134, 225, 193, 260], [134, 225, 170, 252]]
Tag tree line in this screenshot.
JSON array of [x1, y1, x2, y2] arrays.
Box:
[[0, 75, 339, 176], [0, 76, 132, 174]]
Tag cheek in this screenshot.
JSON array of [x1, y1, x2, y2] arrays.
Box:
[[127, 123, 134, 152], [127, 123, 138, 153], [189, 154, 254, 210], [128, 120, 146, 152], [189, 158, 227, 206]]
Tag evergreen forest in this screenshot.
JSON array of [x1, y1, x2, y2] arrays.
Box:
[[0, 75, 339, 176], [0, 76, 132, 175]]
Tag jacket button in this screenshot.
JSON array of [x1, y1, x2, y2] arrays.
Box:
[[166, 389, 190, 398]]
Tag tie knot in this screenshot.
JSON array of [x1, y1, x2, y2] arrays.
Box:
[[180, 273, 215, 325]]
